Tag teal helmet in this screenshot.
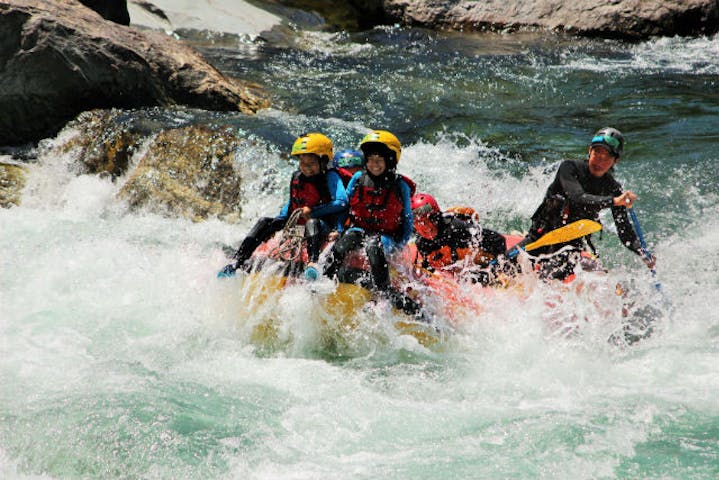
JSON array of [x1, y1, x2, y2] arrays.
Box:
[[590, 127, 624, 158], [332, 149, 363, 169]]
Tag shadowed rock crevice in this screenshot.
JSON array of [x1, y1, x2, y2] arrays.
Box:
[[78, 0, 130, 25]]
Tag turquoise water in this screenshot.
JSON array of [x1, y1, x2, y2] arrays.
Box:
[[2, 26, 719, 479]]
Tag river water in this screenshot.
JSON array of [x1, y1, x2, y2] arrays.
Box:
[[2, 25, 718, 479]]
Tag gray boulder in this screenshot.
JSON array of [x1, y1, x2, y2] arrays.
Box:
[[0, 0, 268, 146], [382, 0, 719, 39]]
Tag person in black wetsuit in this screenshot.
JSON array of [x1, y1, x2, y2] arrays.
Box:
[[518, 127, 656, 280], [411, 193, 506, 284]]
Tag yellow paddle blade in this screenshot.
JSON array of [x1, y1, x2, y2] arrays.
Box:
[[524, 219, 602, 252]]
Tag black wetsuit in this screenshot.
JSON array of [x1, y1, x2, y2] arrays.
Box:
[[523, 158, 644, 279]]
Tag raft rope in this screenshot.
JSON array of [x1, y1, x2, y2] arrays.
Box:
[[268, 208, 306, 262]]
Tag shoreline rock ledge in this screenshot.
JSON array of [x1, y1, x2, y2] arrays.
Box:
[[0, 0, 269, 146], [382, 0, 719, 39]]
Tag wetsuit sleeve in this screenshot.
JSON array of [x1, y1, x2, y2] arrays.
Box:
[[612, 206, 643, 255], [276, 200, 290, 220], [345, 171, 360, 199], [337, 172, 361, 233], [558, 161, 614, 210], [394, 179, 414, 247], [309, 170, 348, 219], [414, 237, 430, 268], [598, 176, 642, 256]]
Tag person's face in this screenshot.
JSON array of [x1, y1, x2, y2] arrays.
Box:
[[298, 154, 321, 176], [414, 214, 438, 239], [365, 153, 387, 176], [588, 145, 618, 177]]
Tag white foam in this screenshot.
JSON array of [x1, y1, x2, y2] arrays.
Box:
[[559, 33, 719, 74]]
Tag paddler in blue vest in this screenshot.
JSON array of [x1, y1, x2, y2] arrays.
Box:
[[516, 127, 657, 281], [411, 192, 507, 285], [323, 130, 422, 316], [218, 132, 347, 276]]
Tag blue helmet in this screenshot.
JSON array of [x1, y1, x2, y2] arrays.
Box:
[[332, 149, 364, 169]]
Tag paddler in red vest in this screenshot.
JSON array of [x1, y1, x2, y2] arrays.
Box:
[[218, 133, 348, 277], [323, 130, 422, 316], [411, 193, 507, 284]]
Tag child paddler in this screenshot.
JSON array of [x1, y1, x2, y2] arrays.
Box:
[[411, 193, 506, 285], [219, 133, 347, 277], [323, 130, 422, 316]]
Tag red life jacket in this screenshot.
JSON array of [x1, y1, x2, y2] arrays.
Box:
[[289, 170, 330, 224], [348, 173, 414, 235]]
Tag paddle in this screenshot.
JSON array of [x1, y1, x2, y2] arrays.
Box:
[[522, 219, 603, 253], [628, 207, 663, 292], [501, 219, 603, 262], [470, 219, 602, 273]]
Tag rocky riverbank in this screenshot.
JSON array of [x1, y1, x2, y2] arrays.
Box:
[[381, 0, 719, 39]]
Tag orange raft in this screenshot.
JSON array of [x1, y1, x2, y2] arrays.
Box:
[[226, 228, 525, 349]]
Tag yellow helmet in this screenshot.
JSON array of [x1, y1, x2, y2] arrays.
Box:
[[291, 133, 334, 162], [359, 130, 402, 164]]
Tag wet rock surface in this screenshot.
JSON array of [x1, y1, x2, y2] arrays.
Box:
[[0, 0, 268, 146], [118, 125, 244, 223], [0, 161, 26, 208], [381, 0, 719, 39]]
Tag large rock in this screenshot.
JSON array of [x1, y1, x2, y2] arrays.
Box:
[[0, 0, 269, 146], [382, 0, 719, 39], [55, 109, 163, 179], [0, 160, 26, 208], [118, 125, 244, 222], [37, 110, 245, 221]]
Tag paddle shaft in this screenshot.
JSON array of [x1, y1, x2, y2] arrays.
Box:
[[629, 208, 662, 290]]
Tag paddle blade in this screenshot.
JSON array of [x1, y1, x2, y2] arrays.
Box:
[[524, 219, 602, 252]]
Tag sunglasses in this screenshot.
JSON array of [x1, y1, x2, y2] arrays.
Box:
[[591, 135, 620, 149], [412, 204, 435, 217]]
